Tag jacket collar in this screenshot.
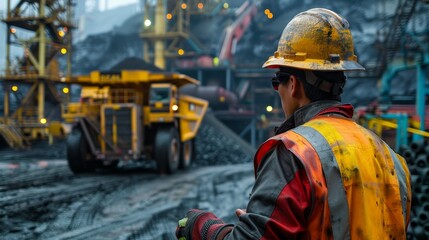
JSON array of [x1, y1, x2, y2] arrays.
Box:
[[275, 100, 354, 135]]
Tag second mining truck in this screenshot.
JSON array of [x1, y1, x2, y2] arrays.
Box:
[[62, 70, 208, 174]]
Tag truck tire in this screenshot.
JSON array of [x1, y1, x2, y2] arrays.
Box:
[[179, 140, 194, 169], [155, 127, 180, 174], [67, 128, 95, 174]]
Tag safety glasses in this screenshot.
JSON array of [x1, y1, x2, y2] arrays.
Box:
[[272, 71, 292, 91]]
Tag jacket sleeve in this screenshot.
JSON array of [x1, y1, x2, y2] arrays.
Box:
[[225, 142, 312, 239], [183, 143, 312, 240]]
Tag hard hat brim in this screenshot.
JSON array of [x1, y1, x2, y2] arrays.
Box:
[[262, 57, 365, 71]]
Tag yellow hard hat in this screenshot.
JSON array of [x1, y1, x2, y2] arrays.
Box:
[[263, 8, 365, 71]]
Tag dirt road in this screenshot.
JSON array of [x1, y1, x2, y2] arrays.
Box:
[[0, 159, 253, 240]]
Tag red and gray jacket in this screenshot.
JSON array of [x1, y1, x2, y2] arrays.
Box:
[[180, 101, 411, 240]]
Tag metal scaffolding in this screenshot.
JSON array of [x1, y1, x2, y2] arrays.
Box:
[[0, 0, 74, 147], [375, 0, 419, 76]]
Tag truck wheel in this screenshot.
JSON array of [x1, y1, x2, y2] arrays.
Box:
[[155, 127, 180, 174], [179, 140, 194, 169], [67, 128, 95, 174]]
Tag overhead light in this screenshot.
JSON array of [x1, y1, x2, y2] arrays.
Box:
[[58, 30, 65, 37], [144, 19, 152, 27], [178, 48, 185, 55], [60, 48, 67, 54], [10, 28, 16, 34], [40, 118, 47, 124], [166, 13, 172, 20], [62, 87, 69, 94], [197, 3, 204, 9], [266, 106, 273, 112], [223, 3, 229, 9], [172, 104, 179, 111], [181, 3, 187, 9], [11, 85, 18, 92]]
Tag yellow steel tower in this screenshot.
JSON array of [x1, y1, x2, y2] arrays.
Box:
[[140, 0, 221, 69], [0, 0, 73, 147]]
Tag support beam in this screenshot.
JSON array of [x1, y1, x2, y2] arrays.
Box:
[[6, 26, 11, 76], [38, 82, 45, 121], [226, 67, 231, 91], [4, 84, 10, 117], [6, 0, 11, 76], [416, 64, 426, 134], [66, 0, 72, 78], [38, 0, 46, 76], [154, 0, 166, 69], [142, 0, 151, 63]]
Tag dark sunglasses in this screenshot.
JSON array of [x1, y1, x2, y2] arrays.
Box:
[[272, 71, 292, 91]]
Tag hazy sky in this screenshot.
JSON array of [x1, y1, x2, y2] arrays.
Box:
[[102, 0, 138, 11]]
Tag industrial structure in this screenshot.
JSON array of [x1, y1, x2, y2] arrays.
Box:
[[140, 0, 256, 69], [139, 0, 261, 147], [358, 0, 429, 151], [0, 0, 73, 148]]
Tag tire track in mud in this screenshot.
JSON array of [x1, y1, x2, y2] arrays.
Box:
[[47, 164, 254, 240], [0, 164, 73, 191], [0, 174, 153, 217], [33, 172, 159, 239], [67, 192, 105, 230], [134, 164, 255, 240]]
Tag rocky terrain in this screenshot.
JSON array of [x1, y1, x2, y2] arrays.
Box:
[[0, 113, 255, 240]]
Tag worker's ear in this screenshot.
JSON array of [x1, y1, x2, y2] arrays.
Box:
[[290, 75, 304, 98]]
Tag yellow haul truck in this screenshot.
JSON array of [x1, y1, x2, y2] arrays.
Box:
[[62, 70, 208, 174]]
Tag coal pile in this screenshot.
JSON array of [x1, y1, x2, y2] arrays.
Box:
[[399, 141, 429, 239], [193, 112, 255, 166]]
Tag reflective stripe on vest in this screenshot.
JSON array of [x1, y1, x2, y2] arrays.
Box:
[[292, 126, 351, 240]]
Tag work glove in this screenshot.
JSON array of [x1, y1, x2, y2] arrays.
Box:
[[176, 209, 233, 240], [176, 215, 189, 240]]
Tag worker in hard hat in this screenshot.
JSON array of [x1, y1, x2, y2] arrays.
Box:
[[176, 8, 411, 239]]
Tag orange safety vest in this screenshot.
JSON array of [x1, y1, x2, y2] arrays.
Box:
[[255, 115, 411, 239]]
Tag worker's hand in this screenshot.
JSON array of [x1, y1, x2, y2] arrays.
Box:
[[176, 209, 210, 240], [176, 209, 232, 239], [235, 208, 246, 217], [176, 216, 188, 240]]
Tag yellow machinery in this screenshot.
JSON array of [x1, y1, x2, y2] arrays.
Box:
[[62, 70, 208, 174]]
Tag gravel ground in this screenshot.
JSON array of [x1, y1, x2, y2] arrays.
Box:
[[0, 113, 256, 240]]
